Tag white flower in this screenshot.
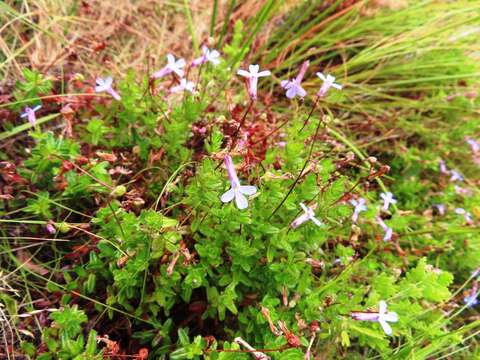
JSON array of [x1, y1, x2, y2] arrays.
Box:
[[376, 217, 393, 241], [20, 105, 42, 126], [192, 46, 220, 66], [455, 208, 473, 224], [290, 202, 322, 228], [281, 60, 309, 99], [449, 170, 464, 182], [380, 192, 397, 211], [95, 77, 121, 100], [466, 137, 480, 153], [153, 54, 186, 78], [439, 159, 449, 174], [316, 72, 342, 97], [351, 300, 398, 336], [237, 64, 271, 100], [220, 155, 257, 210], [170, 78, 196, 94], [350, 198, 367, 222]]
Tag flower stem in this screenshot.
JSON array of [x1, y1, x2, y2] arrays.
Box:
[[299, 95, 320, 131], [269, 110, 325, 219], [229, 99, 254, 151]]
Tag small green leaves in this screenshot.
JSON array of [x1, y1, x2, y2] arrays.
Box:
[[85, 119, 110, 146], [401, 258, 453, 302], [13, 68, 52, 108], [50, 305, 87, 339], [25, 191, 52, 218]]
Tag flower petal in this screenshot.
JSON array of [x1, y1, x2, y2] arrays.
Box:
[[176, 58, 186, 68], [249, 64, 259, 74], [383, 312, 398, 323], [257, 70, 271, 77], [286, 87, 297, 99], [104, 77, 113, 86], [167, 54, 175, 64], [383, 228, 393, 242], [95, 85, 108, 92], [235, 192, 248, 210], [297, 86, 307, 98], [299, 203, 309, 212], [379, 301, 387, 315], [379, 319, 393, 336], [220, 188, 235, 203], [237, 69, 251, 78], [239, 185, 257, 196], [316, 72, 326, 81], [351, 312, 378, 321], [311, 217, 323, 227], [172, 68, 185, 77]]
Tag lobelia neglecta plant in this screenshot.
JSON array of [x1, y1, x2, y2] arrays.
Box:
[[4, 18, 480, 359]]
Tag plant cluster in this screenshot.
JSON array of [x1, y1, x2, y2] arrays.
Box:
[[1, 2, 480, 360]]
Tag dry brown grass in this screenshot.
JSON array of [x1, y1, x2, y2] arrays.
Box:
[[0, 0, 304, 85], [0, 0, 220, 83]]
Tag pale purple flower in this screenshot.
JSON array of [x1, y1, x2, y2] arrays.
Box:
[[465, 294, 479, 307], [454, 185, 472, 196], [439, 159, 449, 174], [95, 77, 121, 100], [449, 170, 464, 182], [20, 105, 42, 126], [46, 223, 56, 234], [220, 155, 257, 210], [153, 54, 186, 78], [466, 137, 480, 153], [351, 300, 398, 336], [376, 217, 393, 242], [290, 202, 322, 228], [350, 198, 367, 222], [237, 64, 271, 101], [380, 192, 397, 211], [316, 72, 342, 97], [434, 204, 446, 215], [280, 60, 309, 99], [455, 208, 473, 224], [464, 283, 478, 307], [192, 46, 220, 67], [170, 78, 195, 94]]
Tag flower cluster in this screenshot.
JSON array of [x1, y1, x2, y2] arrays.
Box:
[[237, 60, 343, 102], [436, 158, 476, 226]]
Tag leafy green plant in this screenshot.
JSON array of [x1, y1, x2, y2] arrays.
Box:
[[13, 68, 52, 109], [1, 2, 480, 360]]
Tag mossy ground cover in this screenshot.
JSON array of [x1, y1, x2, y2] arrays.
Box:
[[1, 1, 480, 359]]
